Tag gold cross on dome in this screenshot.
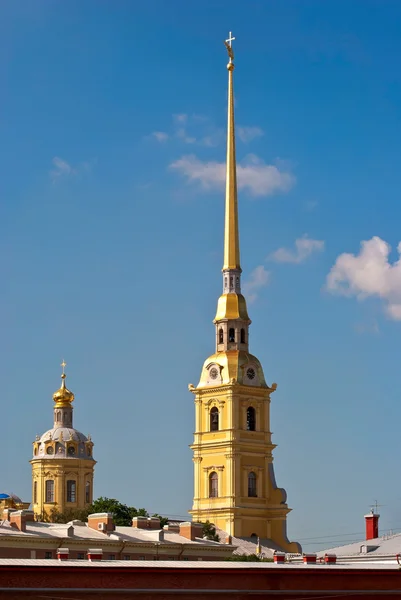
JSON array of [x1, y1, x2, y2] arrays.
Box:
[[224, 31, 235, 62], [61, 360, 67, 375], [226, 31, 235, 47]]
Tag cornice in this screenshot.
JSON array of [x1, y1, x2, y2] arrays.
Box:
[[192, 385, 273, 398]]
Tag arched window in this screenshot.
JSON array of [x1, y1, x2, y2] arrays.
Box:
[[248, 472, 257, 497], [33, 481, 37, 504], [246, 407, 256, 431], [85, 481, 91, 504], [219, 328, 224, 344], [209, 472, 218, 498], [229, 328, 235, 342], [45, 480, 54, 503], [240, 328, 246, 344], [66, 480, 76, 503], [210, 407, 219, 431]]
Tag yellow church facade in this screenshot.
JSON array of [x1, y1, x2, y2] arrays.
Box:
[[189, 34, 299, 552], [30, 365, 95, 519]]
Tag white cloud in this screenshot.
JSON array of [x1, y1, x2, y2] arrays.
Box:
[[200, 129, 224, 147], [170, 153, 294, 197], [326, 236, 401, 320], [152, 131, 169, 142], [173, 113, 188, 124], [243, 265, 270, 303], [353, 320, 380, 335], [176, 128, 196, 144], [149, 115, 264, 148], [237, 126, 263, 143], [50, 157, 75, 181], [49, 156, 95, 182], [270, 235, 325, 264]]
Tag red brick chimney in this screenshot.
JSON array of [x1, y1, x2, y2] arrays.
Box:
[[57, 548, 69, 561], [365, 511, 379, 540], [9, 510, 34, 532], [179, 522, 203, 541], [87, 513, 114, 533]]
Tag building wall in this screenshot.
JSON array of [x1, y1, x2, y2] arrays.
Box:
[[30, 458, 94, 518], [190, 382, 298, 551], [1, 563, 401, 600], [0, 543, 228, 561]]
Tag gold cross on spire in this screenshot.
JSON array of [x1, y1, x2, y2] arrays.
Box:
[[61, 360, 67, 375], [224, 31, 235, 63]]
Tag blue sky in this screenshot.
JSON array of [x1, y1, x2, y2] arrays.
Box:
[[3, 0, 401, 551]]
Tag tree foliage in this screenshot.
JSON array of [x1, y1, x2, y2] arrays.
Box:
[[202, 520, 220, 542], [36, 497, 168, 528], [226, 553, 273, 562]]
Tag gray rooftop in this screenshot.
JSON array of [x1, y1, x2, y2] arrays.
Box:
[[0, 520, 231, 549], [318, 532, 401, 559]]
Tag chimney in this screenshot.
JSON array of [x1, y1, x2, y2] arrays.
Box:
[[87, 513, 114, 533], [163, 523, 180, 533], [365, 511, 379, 540], [273, 551, 286, 564], [179, 522, 203, 541], [132, 516, 161, 529], [9, 510, 34, 532], [2, 508, 17, 521], [303, 553, 317, 564], [148, 517, 161, 529], [57, 548, 69, 561], [324, 553, 337, 564], [87, 548, 103, 561], [132, 516, 148, 529]]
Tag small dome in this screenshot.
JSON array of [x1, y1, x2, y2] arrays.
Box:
[[53, 373, 74, 405], [0, 492, 23, 503], [39, 427, 88, 444], [33, 427, 94, 460]]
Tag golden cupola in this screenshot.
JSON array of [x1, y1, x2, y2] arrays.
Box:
[[53, 373, 75, 408]]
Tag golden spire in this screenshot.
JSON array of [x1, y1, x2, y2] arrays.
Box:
[[223, 31, 240, 272], [214, 32, 250, 323], [53, 360, 75, 407]]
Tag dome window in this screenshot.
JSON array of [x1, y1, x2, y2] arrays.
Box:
[[85, 481, 91, 503], [45, 480, 54, 503], [66, 480, 76, 503], [46, 446, 54, 455]]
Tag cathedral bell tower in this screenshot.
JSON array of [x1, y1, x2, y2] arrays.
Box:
[[189, 34, 300, 551], [30, 362, 95, 520]]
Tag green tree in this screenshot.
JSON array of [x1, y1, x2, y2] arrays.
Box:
[[202, 520, 220, 542], [37, 507, 90, 523], [36, 497, 169, 528], [152, 513, 169, 528], [90, 497, 149, 526], [226, 553, 273, 562]]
